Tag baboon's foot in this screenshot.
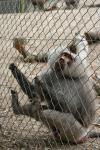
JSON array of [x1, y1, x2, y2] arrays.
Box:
[[11, 90, 22, 115]]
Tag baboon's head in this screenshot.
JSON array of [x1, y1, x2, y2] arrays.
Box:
[[49, 33, 90, 78]]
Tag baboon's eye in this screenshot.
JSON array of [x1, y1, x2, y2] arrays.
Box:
[[61, 52, 75, 62]]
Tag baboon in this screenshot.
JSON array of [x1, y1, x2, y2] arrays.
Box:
[[31, 0, 80, 10], [9, 33, 100, 144]]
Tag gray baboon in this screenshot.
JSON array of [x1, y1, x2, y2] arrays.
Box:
[[9, 33, 100, 144]]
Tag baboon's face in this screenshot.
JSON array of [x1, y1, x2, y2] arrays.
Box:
[[54, 47, 88, 78], [54, 50, 76, 74], [48, 33, 89, 78]]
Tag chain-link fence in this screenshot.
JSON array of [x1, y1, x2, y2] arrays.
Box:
[[0, 0, 100, 149]]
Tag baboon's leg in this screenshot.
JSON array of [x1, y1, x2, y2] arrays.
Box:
[[11, 90, 40, 120], [11, 90, 100, 143], [43, 111, 100, 143], [11, 90, 22, 115], [11, 90, 86, 143], [9, 63, 35, 99], [40, 110, 87, 144]]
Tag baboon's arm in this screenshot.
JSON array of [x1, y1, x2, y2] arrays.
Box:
[[13, 38, 48, 63], [11, 90, 40, 120], [9, 63, 35, 99]]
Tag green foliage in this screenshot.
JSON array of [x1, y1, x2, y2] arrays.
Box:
[[19, 0, 26, 13]]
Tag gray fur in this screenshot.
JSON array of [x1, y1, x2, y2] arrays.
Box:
[[9, 33, 96, 143]]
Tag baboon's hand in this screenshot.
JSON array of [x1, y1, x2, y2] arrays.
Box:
[[11, 89, 17, 95], [9, 63, 17, 71], [13, 38, 26, 50]]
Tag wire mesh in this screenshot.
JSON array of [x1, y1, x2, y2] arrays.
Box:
[[0, 0, 100, 149]]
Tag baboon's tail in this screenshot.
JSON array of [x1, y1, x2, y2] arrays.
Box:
[[9, 63, 35, 99]]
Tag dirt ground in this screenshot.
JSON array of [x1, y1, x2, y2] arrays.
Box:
[[0, 2, 100, 149]]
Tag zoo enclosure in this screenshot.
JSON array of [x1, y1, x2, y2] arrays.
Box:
[[0, 0, 100, 149]]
